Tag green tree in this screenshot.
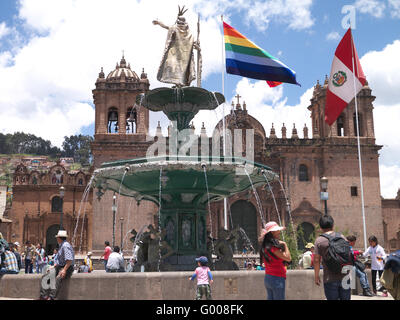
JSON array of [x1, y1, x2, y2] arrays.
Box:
[[62, 134, 93, 166], [282, 222, 302, 270]]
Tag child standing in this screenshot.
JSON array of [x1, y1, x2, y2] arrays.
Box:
[[362, 235, 388, 296], [189, 256, 213, 300]]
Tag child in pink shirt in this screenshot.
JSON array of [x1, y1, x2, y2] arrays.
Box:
[[189, 256, 213, 300]]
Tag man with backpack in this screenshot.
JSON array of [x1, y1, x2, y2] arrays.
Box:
[[314, 215, 353, 300]]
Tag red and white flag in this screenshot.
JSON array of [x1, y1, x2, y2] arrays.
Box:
[[325, 28, 366, 126]]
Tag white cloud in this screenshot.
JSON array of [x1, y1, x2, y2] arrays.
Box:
[[1, 0, 225, 146], [245, 0, 315, 31], [379, 164, 400, 198], [360, 40, 400, 198], [354, 0, 386, 18], [191, 79, 313, 140], [361, 40, 400, 105], [388, 0, 400, 18], [0, 22, 10, 40], [326, 31, 340, 41], [0, 0, 317, 147]]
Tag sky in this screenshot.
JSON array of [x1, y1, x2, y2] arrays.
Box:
[[0, 0, 399, 198]]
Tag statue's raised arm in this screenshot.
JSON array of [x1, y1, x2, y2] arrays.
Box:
[[152, 19, 169, 30], [153, 5, 198, 87]]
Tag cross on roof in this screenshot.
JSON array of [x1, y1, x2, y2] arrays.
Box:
[[235, 94, 242, 106]]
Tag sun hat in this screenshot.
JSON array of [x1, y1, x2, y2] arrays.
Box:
[[55, 230, 68, 238], [87, 251, 93, 256], [305, 243, 314, 249], [14, 242, 20, 247], [195, 256, 208, 264], [264, 221, 285, 233]]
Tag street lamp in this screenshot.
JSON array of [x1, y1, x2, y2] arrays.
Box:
[[59, 186, 65, 230], [120, 217, 124, 252], [320, 177, 328, 215], [112, 193, 117, 247]]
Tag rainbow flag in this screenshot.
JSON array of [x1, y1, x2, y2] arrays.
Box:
[[223, 22, 300, 87]]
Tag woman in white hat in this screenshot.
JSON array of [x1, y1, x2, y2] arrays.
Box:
[[259, 221, 291, 300]]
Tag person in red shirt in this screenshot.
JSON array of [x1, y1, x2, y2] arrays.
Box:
[[100, 241, 112, 272], [259, 221, 291, 300]]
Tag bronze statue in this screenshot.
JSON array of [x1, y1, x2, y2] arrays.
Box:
[[153, 5, 201, 87]]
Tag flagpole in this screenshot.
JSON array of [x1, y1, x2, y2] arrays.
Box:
[[221, 14, 228, 230], [350, 29, 368, 251]]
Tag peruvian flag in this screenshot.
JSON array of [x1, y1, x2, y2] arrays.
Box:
[[325, 28, 366, 126]]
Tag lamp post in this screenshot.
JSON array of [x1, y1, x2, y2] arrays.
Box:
[[120, 217, 124, 252], [320, 177, 328, 215], [112, 193, 117, 247], [59, 186, 65, 230]]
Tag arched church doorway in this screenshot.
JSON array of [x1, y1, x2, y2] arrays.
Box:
[[297, 222, 315, 250], [230, 200, 258, 253], [46, 224, 60, 255]]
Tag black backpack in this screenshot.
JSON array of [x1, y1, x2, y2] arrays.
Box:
[[321, 232, 353, 274]]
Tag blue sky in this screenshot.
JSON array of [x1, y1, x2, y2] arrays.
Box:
[[0, 0, 399, 198]]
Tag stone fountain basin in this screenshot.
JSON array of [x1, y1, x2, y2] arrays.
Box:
[[93, 156, 278, 206], [136, 87, 225, 131], [136, 87, 225, 113]]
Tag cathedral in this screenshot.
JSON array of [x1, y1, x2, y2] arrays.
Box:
[[3, 56, 399, 255]]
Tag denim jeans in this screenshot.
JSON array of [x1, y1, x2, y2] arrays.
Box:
[[354, 266, 370, 289], [264, 274, 286, 300], [25, 258, 33, 274], [0, 268, 19, 275], [323, 280, 351, 300]]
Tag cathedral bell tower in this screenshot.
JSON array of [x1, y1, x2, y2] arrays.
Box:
[[308, 76, 376, 141], [90, 56, 158, 252], [91, 55, 151, 167]]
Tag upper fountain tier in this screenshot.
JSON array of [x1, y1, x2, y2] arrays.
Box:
[[136, 87, 225, 131]]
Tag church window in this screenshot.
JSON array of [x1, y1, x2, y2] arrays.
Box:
[[126, 107, 137, 134], [351, 186, 358, 197], [299, 164, 309, 181], [51, 196, 63, 213], [108, 108, 119, 133]]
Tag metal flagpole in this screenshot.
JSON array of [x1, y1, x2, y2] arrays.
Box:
[[350, 30, 368, 251], [221, 15, 228, 230]]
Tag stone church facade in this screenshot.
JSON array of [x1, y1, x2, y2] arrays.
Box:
[[4, 56, 399, 254]]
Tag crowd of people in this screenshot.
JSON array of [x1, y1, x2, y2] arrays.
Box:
[[0, 233, 59, 275], [1, 215, 399, 300], [258, 214, 398, 300]]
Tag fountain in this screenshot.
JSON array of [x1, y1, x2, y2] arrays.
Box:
[[91, 7, 279, 271]]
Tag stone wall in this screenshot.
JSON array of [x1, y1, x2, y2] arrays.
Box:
[[0, 270, 371, 300]]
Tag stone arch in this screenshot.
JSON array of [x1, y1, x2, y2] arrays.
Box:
[[75, 171, 86, 186], [49, 166, 65, 185], [108, 107, 119, 133], [230, 200, 258, 252], [297, 221, 315, 250], [46, 224, 60, 255], [336, 113, 346, 136], [51, 195, 63, 213], [30, 171, 40, 185], [299, 164, 309, 182], [126, 107, 137, 134]]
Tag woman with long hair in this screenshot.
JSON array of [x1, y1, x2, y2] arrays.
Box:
[[259, 221, 291, 300]]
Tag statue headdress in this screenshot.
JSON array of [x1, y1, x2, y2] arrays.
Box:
[[178, 5, 188, 17]]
